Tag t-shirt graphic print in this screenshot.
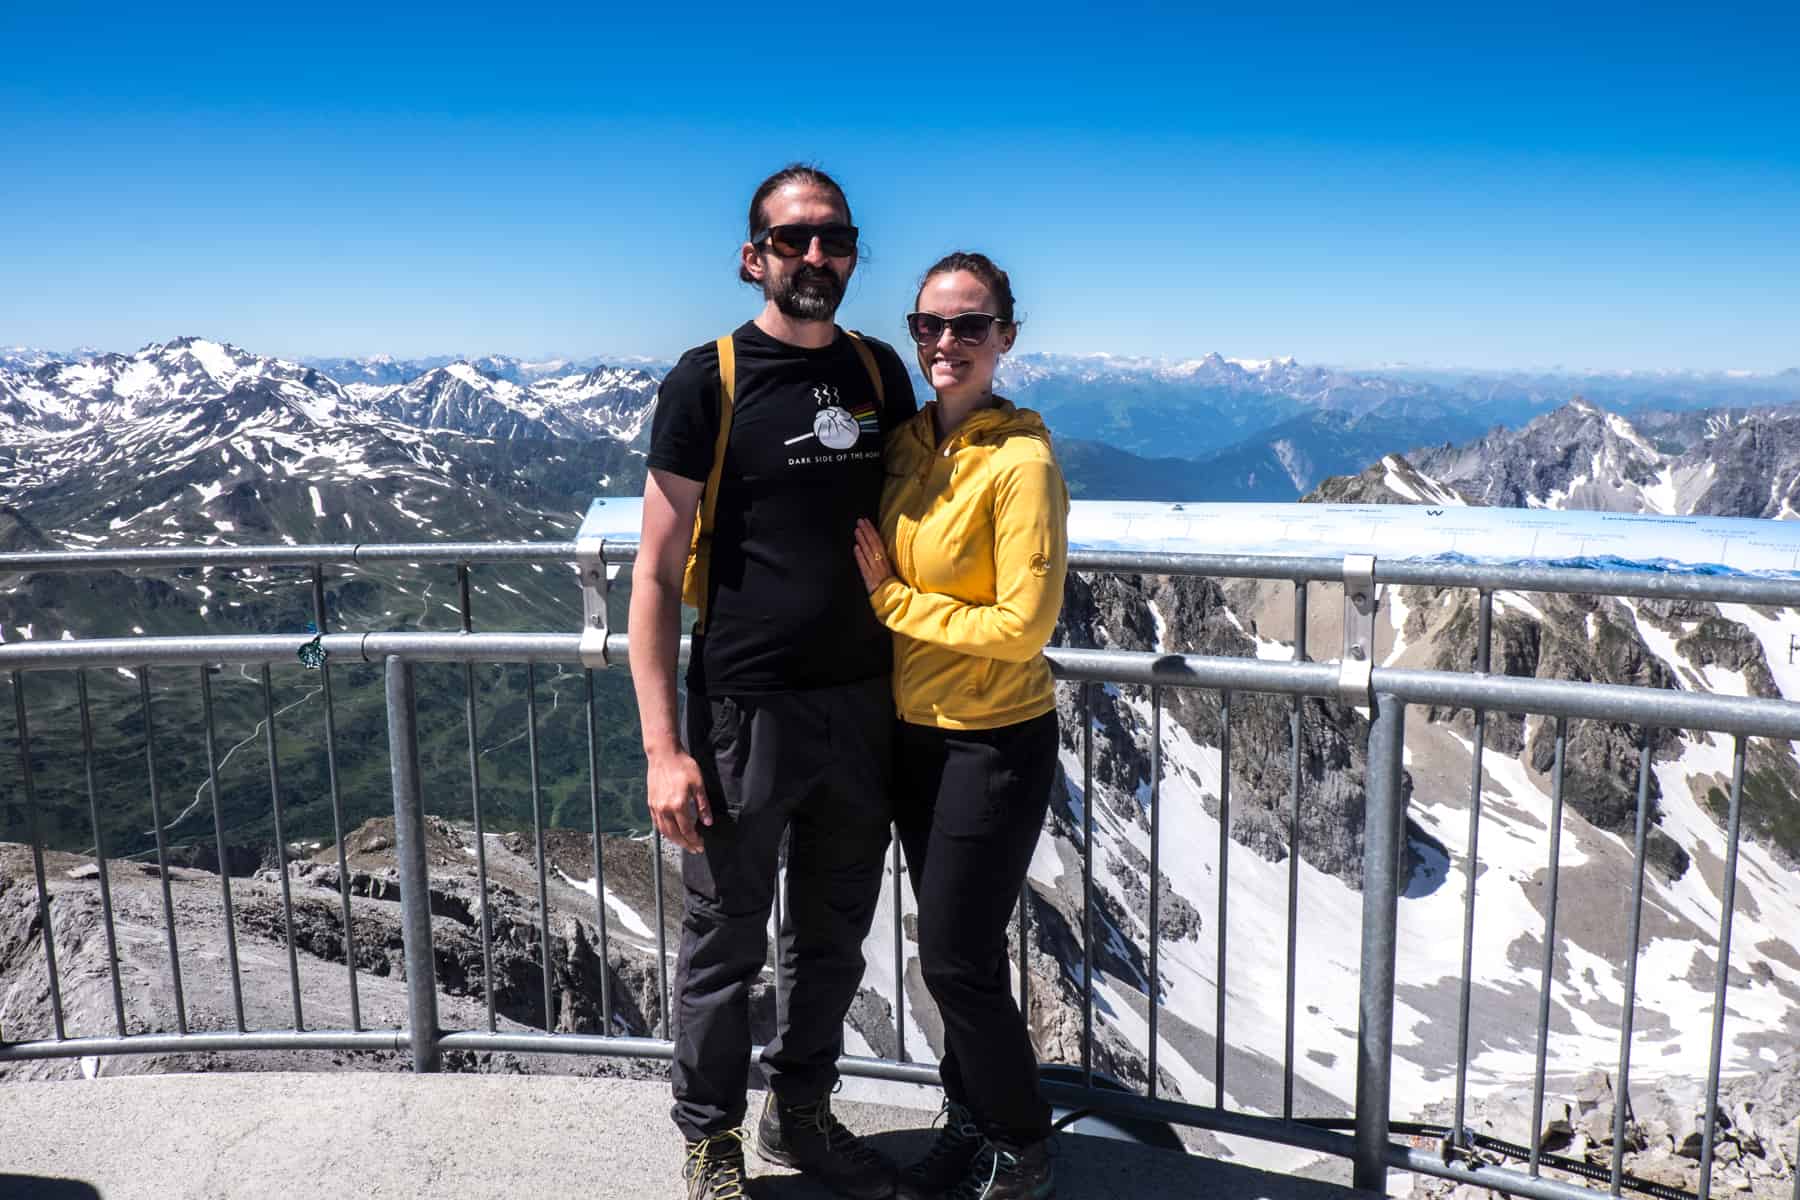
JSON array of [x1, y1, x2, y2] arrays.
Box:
[[784, 382, 883, 453]]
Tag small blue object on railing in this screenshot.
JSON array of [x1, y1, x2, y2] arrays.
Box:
[[298, 623, 327, 669]]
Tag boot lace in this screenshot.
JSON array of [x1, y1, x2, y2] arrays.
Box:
[[907, 1099, 982, 1176], [684, 1129, 747, 1200], [790, 1098, 887, 1171], [944, 1140, 1024, 1200]]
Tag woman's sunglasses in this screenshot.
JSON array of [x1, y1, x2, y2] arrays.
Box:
[[753, 223, 859, 258], [905, 311, 1005, 347]]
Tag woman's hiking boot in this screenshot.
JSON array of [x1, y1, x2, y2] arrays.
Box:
[[942, 1136, 1055, 1200], [753, 1090, 897, 1198], [896, 1099, 984, 1196]]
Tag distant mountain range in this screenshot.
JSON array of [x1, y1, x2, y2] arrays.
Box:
[[992, 352, 1800, 499], [0, 337, 656, 553], [6, 336, 1799, 533]]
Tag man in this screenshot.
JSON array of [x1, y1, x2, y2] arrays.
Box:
[[629, 164, 916, 1200]]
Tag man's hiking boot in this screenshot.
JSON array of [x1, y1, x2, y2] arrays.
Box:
[[683, 1130, 749, 1200], [896, 1099, 983, 1196], [942, 1136, 1055, 1200], [753, 1090, 896, 1198]]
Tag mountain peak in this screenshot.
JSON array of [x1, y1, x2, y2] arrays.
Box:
[[442, 361, 498, 387], [1305, 453, 1471, 506]]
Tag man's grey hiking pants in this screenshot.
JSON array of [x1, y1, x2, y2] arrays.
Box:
[[670, 675, 893, 1141]]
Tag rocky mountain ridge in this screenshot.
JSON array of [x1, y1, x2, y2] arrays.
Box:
[[1411, 397, 1800, 520]]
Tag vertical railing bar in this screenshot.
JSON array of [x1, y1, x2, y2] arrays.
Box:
[[1453, 587, 1495, 1147], [1697, 734, 1748, 1200], [1529, 714, 1569, 1177], [772, 845, 785, 1024], [1080, 681, 1096, 1088], [312, 563, 361, 1031], [1473, 591, 1494, 677], [652, 829, 669, 1038], [199, 665, 247, 1031], [260, 664, 305, 1031], [1282, 580, 1307, 1120], [1610, 734, 1656, 1194], [1147, 685, 1163, 1100], [1017, 883, 1030, 1020], [525, 661, 555, 1032], [76, 669, 128, 1038], [893, 835, 906, 1062], [458, 566, 497, 1034], [584, 668, 614, 1033], [386, 655, 441, 1072], [1352, 693, 1406, 1194], [138, 667, 187, 1035], [1216, 687, 1231, 1110], [12, 670, 67, 1040]]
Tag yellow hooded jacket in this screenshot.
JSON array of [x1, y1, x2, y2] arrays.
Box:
[[870, 399, 1070, 730]]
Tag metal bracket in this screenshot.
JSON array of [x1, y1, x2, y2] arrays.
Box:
[[576, 534, 610, 668], [1338, 553, 1377, 710]]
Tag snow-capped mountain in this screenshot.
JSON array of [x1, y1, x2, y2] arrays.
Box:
[[0, 346, 96, 372], [352, 360, 659, 444], [0, 336, 353, 432], [0, 338, 651, 638], [981, 353, 1800, 482], [1410, 397, 1800, 520], [1388, 363, 1800, 418], [300, 353, 449, 387], [301, 352, 648, 387]]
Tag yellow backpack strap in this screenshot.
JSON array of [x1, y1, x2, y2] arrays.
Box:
[[846, 330, 884, 410], [682, 334, 736, 632], [710, 333, 737, 497]]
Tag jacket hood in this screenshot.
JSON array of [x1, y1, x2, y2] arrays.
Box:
[[910, 398, 1052, 454]]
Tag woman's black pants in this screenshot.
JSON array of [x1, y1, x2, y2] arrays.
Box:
[[895, 710, 1058, 1146]]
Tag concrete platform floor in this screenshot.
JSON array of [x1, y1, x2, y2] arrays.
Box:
[[0, 1071, 1372, 1199]]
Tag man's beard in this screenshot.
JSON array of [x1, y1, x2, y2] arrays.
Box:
[[767, 264, 846, 321]]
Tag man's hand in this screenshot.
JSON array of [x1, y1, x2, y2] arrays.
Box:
[[647, 746, 711, 854], [852, 518, 897, 595]]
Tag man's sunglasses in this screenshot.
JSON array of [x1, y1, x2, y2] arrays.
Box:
[[905, 311, 1006, 347], [752, 223, 859, 258]]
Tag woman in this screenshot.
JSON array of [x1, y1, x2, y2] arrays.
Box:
[[851, 252, 1068, 1200]]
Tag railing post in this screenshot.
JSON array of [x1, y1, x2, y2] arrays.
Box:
[[1354, 690, 1406, 1193], [386, 655, 441, 1073]]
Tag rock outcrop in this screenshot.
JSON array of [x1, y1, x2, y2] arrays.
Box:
[[1408, 1061, 1800, 1199]]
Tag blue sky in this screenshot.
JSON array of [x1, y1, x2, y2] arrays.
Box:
[[3, 2, 1796, 370]]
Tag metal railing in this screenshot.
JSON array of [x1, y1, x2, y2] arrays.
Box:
[[3, 539, 1799, 1200]]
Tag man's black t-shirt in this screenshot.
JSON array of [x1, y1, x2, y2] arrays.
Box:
[[647, 320, 917, 696]]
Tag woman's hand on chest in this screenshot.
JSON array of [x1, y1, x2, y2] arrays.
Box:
[[851, 518, 898, 595]]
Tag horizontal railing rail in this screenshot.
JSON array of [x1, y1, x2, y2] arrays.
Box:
[[4, 540, 1798, 1200], [7, 537, 1800, 608], [6, 636, 1799, 740], [3, 636, 1800, 741]]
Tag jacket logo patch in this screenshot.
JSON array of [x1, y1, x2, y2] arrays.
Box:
[[1028, 552, 1051, 577]]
